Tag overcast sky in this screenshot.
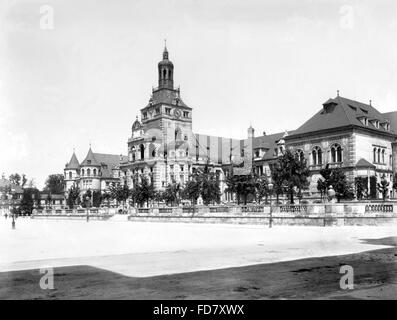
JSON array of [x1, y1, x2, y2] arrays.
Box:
[[1, 0, 397, 188]]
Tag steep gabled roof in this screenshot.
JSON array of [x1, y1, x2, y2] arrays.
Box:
[[80, 147, 100, 167], [289, 96, 395, 137], [65, 152, 80, 169]]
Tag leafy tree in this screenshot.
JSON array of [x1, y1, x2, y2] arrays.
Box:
[[355, 177, 367, 200], [377, 175, 389, 201], [163, 183, 181, 206], [67, 184, 81, 209], [82, 189, 92, 208], [255, 175, 269, 204], [44, 174, 65, 194], [181, 179, 201, 205], [319, 165, 354, 202], [271, 167, 285, 203], [133, 176, 155, 207], [272, 149, 310, 204], [225, 174, 256, 205], [92, 190, 102, 207], [109, 183, 130, 207], [153, 190, 164, 206], [199, 166, 221, 205], [392, 173, 397, 194], [9, 173, 21, 186], [20, 188, 40, 215]]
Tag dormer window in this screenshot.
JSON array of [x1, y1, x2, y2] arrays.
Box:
[[358, 116, 368, 126], [87, 160, 91, 164], [165, 108, 171, 115], [183, 111, 189, 118], [143, 112, 148, 119], [155, 107, 160, 115]]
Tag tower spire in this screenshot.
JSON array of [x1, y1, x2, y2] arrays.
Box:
[[158, 41, 174, 89]]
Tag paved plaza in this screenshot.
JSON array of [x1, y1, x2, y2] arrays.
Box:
[[0, 218, 396, 299]]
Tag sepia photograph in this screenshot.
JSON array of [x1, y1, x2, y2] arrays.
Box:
[[0, 0, 396, 309]]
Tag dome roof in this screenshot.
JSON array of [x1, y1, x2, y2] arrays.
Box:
[[158, 59, 174, 67]]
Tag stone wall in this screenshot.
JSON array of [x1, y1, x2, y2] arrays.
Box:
[[127, 203, 397, 226]]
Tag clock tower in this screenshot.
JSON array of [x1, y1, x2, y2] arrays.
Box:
[[125, 44, 194, 189]]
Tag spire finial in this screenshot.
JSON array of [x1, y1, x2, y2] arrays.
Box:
[[369, 99, 372, 106], [73, 147, 75, 153], [337, 90, 340, 97]]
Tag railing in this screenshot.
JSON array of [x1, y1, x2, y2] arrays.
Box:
[[279, 205, 308, 213], [182, 207, 197, 214], [159, 208, 173, 214], [365, 204, 393, 213], [241, 206, 264, 213], [209, 206, 228, 213], [138, 208, 150, 214]]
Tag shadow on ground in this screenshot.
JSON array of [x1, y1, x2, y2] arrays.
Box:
[[0, 237, 396, 300]]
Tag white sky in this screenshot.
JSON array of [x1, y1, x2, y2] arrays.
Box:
[[1, 0, 397, 188]]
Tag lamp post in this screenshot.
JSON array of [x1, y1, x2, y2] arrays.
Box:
[[268, 183, 274, 228], [11, 207, 16, 229], [85, 196, 90, 222]]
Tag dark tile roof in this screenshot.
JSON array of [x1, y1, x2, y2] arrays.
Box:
[[383, 111, 397, 132], [289, 96, 395, 137], [252, 131, 293, 161], [81, 147, 100, 166], [146, 88, 191, 109], [65, 152, 80, 169]]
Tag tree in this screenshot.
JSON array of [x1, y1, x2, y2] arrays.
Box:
[[133, 177, 155, 207], [225, 174, 256, 205], [44, 174, 65, 194], [109, 183, 130, 207], [271, 168, 285, 203], [318, 164, 354, 202], [67, 184, 80, 209], [92, 190, 102, 207], [199, 166, 221, 205], [82, 189, 92, 208], [355, 177, 366, 200], [272, 149, 310, 204], [377, 175, 389, 201], [20, 188, 40, 215], [181, 179, 201, 205], [255, 175, 269, 204], [9, 173, 21, 186], [317, 178, 327, 201], [163, 183, 181, 206]]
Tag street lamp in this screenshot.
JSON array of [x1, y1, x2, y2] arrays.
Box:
[[268, 183, 274, 228]]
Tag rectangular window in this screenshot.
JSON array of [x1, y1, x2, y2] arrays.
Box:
[[183, 111, 189, 118], [180, 165, 184, 171], [155, 107, 160, 114], [165, 108, 171, 115]]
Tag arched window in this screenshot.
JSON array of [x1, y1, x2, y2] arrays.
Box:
[[163, 69, 166, 79], [93, 169, 97, 176], [140, 144, 145, 160], [82, 169, 85, 176], [377, 148, 381, 163], [69, 172, 72, 179], [331, 144, 342, 163], [87, 168, 91, 176], [296, 149, 304, 162], [186, 148, 189, 157], [373, 148, 377, 163], [382, 149, 385, 164], [312, 146, 322, 165]]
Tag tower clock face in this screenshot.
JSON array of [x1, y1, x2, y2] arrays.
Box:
[[174, 109, 181, 119]]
